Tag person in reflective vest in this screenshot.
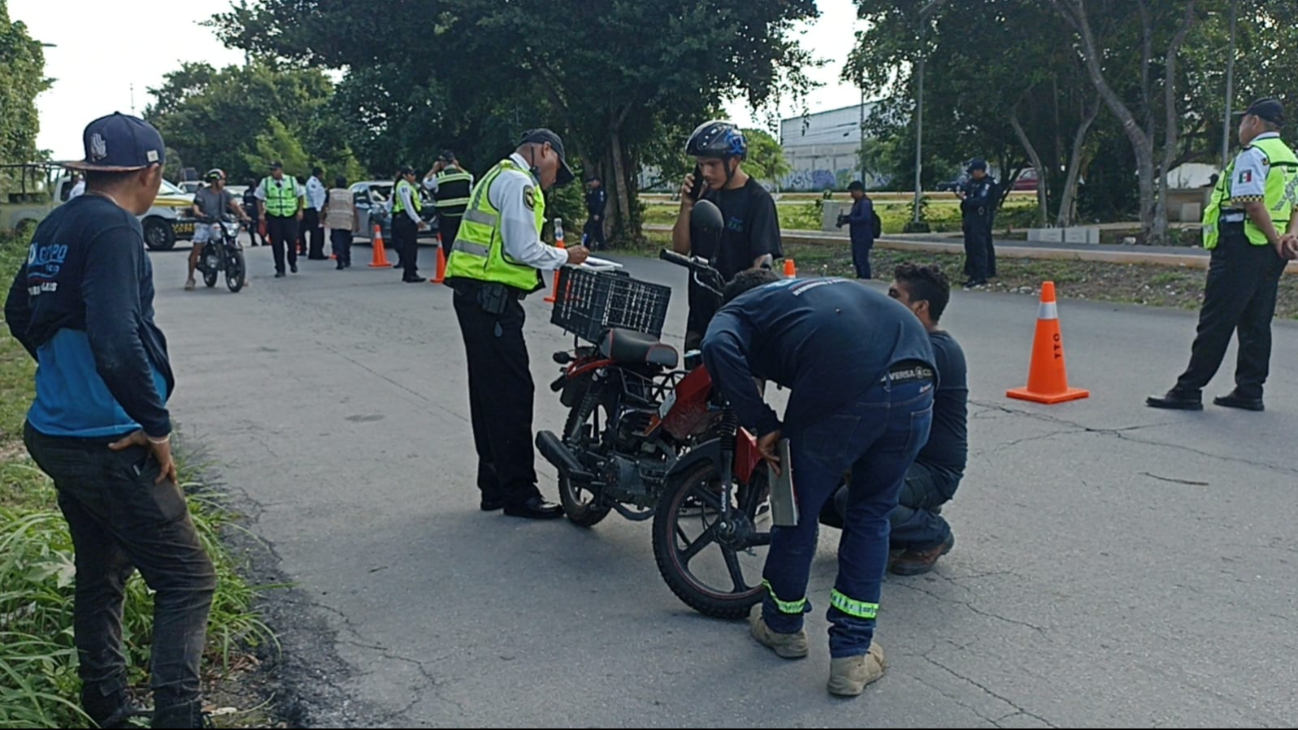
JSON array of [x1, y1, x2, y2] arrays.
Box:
[[444, 129, 589, 519], [1149, 97, 1298, 413], [391, 165, 428, 282], [425, 150, 475, 263], [254, 161, 305, 278]]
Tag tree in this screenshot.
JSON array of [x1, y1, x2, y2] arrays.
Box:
[[0, 0, 48, 169], [144, 61, 365, 185], [742, 128, 791, 190], [210, 0, 819, 243]]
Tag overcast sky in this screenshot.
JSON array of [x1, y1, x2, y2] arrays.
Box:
[[12, 0, 863, 161]]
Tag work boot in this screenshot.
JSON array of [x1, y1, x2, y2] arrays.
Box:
[[749, 610, 808, 659], [1146, 389, 1203, 411], [81, 686, 141, 729], [889, 533, 955, 576], [152, 700, 213, 729], [1213, 390, 1264, 412], [828, 642, 887, 697]]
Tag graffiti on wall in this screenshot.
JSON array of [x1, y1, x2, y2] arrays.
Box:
[[780, 169, 888, 192]]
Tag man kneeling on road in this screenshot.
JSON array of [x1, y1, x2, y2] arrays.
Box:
[[821, 264, 968, 576], [702, 270, 935, 697]]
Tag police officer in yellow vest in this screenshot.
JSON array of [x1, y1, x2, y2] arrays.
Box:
[[1149, 98, 1298, 412], [255, 161, 306, 278], [392, 165, 429, 282], [425, 150, 475, 264], [445, 129, 590, 519]]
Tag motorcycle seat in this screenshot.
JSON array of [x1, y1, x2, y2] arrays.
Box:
[[600, 328, 678, 369]]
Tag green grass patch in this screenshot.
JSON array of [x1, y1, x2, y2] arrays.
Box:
[[0, 234, 276, 728]]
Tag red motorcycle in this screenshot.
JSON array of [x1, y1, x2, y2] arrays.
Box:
[[536, 214, 773, 618]]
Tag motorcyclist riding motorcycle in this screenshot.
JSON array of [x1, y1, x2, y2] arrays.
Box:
[[186, 169, 251, 291]]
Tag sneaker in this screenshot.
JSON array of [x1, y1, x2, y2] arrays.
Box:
[[889, 533, 955, 576], [749, 610, 809, 660], [828, 642, 886, 697], [184, 280, 195, 291]]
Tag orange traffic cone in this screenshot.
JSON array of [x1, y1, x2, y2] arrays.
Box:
[[544, 223, 567, 304], [429, 233, 447, 284], [1006, 282, 1090, 405], [368, 225, 391, 268], [783, 258, 797, 278]]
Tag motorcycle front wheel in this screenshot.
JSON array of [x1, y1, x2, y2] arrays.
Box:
[[652, 460, 771, 619], [225, 247, 246, 293], [202, 245, 220, 288]]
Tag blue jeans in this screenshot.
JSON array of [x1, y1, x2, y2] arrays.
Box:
[[888, 461, 960, 550], [761, 377, 934, 658]]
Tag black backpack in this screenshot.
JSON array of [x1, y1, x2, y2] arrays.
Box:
[[870, 208, 882, 238]]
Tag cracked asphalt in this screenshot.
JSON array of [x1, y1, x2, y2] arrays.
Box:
[[156, 242, 1298, 728]]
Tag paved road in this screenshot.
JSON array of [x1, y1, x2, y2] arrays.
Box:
[[155, 242, 1298, 728]]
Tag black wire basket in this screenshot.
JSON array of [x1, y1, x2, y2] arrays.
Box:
[[550, 266, 672, 343]]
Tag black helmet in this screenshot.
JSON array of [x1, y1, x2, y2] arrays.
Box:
[[691, 199, 725, 235], [685, 121, 747, 160]]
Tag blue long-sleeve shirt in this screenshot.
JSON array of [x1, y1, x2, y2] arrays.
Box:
[[701, 278, 935, 437], [845, 195, 875, 248], [5, 196, 174, 438]]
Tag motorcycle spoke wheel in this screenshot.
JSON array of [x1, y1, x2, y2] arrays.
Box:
[[558, 385, 613, 527]]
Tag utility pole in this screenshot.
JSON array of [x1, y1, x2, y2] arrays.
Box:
[[911, 0, 945, 229], [130, 83, 136, 115], [1221, 0, 1238, 170], [858, 86, 867, 185]]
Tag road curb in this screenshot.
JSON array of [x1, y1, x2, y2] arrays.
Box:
[[643, 225, 1298, 274]]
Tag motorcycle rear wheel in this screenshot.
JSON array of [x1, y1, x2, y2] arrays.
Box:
[[652, 460, 771, 619], [558, 381, 614, 528]]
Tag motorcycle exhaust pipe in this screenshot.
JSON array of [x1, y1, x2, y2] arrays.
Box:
[[536, 430, 593, 481]]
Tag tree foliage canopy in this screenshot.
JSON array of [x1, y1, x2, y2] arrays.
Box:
[[0, 0, 48, 168]]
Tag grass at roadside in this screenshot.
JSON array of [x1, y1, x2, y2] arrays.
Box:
[[633, 232, 1298, 319], [0, 235, 276, 729], [641, 197, 1041, 235]]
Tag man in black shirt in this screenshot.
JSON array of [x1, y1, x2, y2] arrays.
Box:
[[671, 120, 783, 350], [5, 113, 215, 729], [824, 264, 968, 575]]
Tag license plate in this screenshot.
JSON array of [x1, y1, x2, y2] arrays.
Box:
[[173, 221, 195, 235], [659, 391, 678, 419]]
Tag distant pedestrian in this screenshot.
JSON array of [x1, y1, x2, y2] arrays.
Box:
[[956, 159, 998, 288], [392, 165, 428, 282], [837, 180, 877, 279], [1148, 98, 1298, 413], [67, 172, 85, 200], [242, 180, 263, 246], [5, 113, 216, 729], [584, 176, 608, 250], [424, 150, 474, 263], [324, 175, 356, 270], [255, 161, 306, 278], [305, 166, 328, 259]]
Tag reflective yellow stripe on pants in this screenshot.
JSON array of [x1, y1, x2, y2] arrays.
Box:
[[830, 589, 878, 620], [763, 580, 808, 615]]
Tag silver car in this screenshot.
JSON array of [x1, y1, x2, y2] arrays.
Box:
[[351, 180, 439, 242]]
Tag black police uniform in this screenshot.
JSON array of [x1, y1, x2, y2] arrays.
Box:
[[584, 185, 608, 250], [959, 175, 998, 284]]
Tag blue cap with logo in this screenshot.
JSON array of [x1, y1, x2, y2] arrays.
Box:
[[967, 158, 988, 173], [64, 112, 166, 172]]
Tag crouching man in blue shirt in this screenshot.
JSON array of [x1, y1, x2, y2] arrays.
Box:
[[702, 270, 935, 697], [5, 114, 215, 730]]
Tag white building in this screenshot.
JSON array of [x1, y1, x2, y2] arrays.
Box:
[[779, 102, 887, 192]]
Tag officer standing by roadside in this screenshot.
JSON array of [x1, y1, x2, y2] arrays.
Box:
[[444, 129, 590, 519], [1148, 98, 1298, 412], [5, 113, 216, 729], [425, 150, 474, 264], [255, 162, 305, 278], [304, 166, 328, 260], [584, 175, 608, 250], [392, 165, 429, 282], [837, 180, 877, 279], [957, 159, 997, 287], [703, 270, 935, 697]]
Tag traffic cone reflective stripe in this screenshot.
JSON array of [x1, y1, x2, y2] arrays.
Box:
[[368, 225, 391, 268], [1006, 281, 1090, 405]]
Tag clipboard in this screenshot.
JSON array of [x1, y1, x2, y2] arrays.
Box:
[[769, 438, 799, 527]]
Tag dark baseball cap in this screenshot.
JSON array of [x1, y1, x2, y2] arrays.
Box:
[[520, 128, 574, 186], [64, 112, 166, 172], [439, 149, 456, 162], [269, 161, 284, 170], [967, 158, 988, 172], [1236, 97, 1285, 125]]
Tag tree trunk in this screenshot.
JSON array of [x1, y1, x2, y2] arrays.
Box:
[[1010, 109, 1049, 227], [608, 130, 632, 240], [1156, 0, 1197, 245], [1057, 93, 1101, 227]]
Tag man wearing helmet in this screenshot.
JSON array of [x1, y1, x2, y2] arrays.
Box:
[[671, 121, 784, 350], [185, 169, 250, 291]]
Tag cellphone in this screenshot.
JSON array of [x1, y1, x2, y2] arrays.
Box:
[[689, 164, 705, 200]]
